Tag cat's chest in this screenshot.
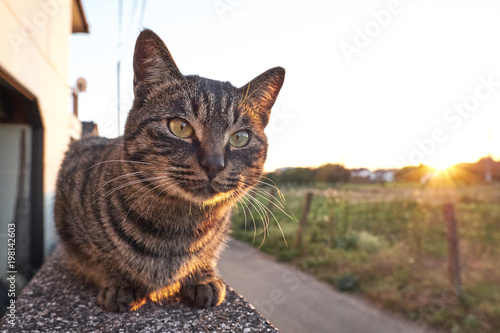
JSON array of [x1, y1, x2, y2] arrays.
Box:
[[130, 204, 230, 248], [130, 210, 231, 286]]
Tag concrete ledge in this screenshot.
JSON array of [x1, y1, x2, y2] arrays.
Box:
[[0, 247, 278, 332]]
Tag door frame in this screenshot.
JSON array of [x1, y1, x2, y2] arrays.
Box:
[[0, 65, 44, 276]]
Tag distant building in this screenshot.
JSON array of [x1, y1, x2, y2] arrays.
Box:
[[274, 167, 295, 174], [350, 168, 395, 183], [351, 168, 375, 180], [375, 169, 396, 182], [0, 0, 89, 286], [81, 121, 99, 137]]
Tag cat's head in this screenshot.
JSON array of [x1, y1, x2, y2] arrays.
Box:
[[124, 29, 284, 206]]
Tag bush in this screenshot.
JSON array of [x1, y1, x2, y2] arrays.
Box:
[[357, 231, 383, 253], [336, 273, 360, 292]]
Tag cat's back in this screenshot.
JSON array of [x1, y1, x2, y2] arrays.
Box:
[[56, 136, 121, 200], [65, 135, 113, 161], [61, 135, 119, 169]]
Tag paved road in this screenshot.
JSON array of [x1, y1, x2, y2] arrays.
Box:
[[218, 238, 442, 333]]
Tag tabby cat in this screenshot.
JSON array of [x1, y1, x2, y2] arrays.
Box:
[[54, 29, 285, 312]]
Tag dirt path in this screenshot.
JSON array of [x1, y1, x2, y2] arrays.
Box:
[[218, 238, 442, 333]]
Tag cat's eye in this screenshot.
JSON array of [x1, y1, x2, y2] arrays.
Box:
[[229, 130, 250, 148], [168, 118, 194, 138]]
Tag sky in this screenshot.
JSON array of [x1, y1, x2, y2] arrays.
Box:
[[70, 0, 500, 172]]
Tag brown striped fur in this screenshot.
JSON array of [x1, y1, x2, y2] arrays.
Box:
[[54, 29, 285, 312]]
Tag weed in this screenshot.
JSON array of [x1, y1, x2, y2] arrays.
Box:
[[231, 183, 500, 332]]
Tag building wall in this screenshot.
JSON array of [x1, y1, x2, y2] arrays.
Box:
[[0, 0, 81, 255]]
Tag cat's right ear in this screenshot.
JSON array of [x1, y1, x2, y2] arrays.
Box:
[[133, 29, 183, 105], [239, 67, 285, 128]]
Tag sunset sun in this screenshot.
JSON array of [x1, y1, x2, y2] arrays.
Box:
[[430, 161, 453, 172], [426, 152, 466, 173]]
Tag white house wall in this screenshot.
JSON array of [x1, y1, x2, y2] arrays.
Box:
[[0, 0, 81, 256]]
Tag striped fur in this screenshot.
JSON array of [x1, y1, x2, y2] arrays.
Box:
[[54, 29, 285, 312]]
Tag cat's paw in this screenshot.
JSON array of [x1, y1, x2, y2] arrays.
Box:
[[97, 286, 144, 312], [180, 279, 226, 308]]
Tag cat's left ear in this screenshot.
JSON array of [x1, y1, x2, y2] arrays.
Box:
[[239, 67, 285, 127], [133, 29, 184, 105]]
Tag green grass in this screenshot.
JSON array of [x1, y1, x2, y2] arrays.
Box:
[[231, 182, 500, 333]]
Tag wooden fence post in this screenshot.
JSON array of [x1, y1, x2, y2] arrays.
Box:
[[266, 188, 277, 213], [443, 203, 461, 297], [296, 192, 313, 249]]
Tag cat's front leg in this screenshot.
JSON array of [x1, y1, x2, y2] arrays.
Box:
[[97, 284, 148, 312], [180, 268, 226, 308]]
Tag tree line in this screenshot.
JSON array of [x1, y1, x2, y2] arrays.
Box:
[[265, 157, 500, 185], [266, 163, 350, 185]]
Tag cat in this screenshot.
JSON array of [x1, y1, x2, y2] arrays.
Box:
[[54, 29, 285, 312]]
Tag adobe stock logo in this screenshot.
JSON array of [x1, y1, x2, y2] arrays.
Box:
[[252, 268, 312, 318], [213, 0, 244, 21], [265, 105, 296, 144], [398, 74, 499, 167], [110, 93, 134, 136], [96, 118, 116, 138], [7, 0, 70, 53], [339, 0, 403, 64]]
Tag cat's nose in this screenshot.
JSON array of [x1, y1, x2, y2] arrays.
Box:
[[200, 154, 225, 180]]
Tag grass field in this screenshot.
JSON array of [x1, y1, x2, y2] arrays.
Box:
[[231, 180, 500, 333]]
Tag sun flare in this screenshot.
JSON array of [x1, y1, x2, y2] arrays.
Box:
[[431, 162, 452, 173], [426, 156, 458, 173]]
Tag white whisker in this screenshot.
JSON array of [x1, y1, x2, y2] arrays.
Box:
[[123, 179, 175, 225], [92, 171, 148, 197], [248, 188, 294, 220], [145, 182, 179, 219], [243, 192, 270, 248], [86, 159, 151, 171], [249, 189, 288, 247], [234, 188, 258, 244], [258, 178, 286, 202], [96, 176, 168, 202]]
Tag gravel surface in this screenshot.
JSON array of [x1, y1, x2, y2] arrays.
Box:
[[0, 247, 278, 333]]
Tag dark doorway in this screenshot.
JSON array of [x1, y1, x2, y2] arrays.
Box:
[[0, 66, 44, 316]]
